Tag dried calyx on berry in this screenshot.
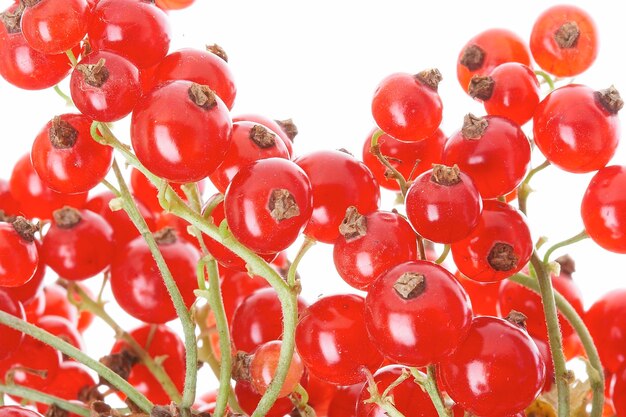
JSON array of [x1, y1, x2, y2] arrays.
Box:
[[415, 68, 443, 91], [53, 207, 82, 229], [268, 189, 300, 221], [338, 206, 367, 241], [206, 43, 228, 62], [11, 216, 38, 242], [555, 254, 576, 276], [468, 75, 495, 101], [188, 83, 217, 109], [431, 164, 462, 186], [249, 124, 276, 148], [275, 118, 298, 141], [154, 227, 178, 245], [393, 272, 426, 300], [98, 349, 140, 386], [460, 44, 485, 71], [231, 351, 252, 382], [461, 113, 489, 139], [487, 242, 518, 272], [554, 21, 580, 48], [595, 85, 624, 114], [0, 4, 23, 34], [505, 310, 528, 330], [77, 58, 110, 88], [49, 116, 78, 149]]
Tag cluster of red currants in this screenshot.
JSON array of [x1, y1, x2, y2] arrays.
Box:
[[0, 2, 625, 417]]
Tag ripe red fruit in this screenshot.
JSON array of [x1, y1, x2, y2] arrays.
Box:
[[155, 0, 195, 10], [152, 48, 237, 109], [365, 261, 472, 366], [613, 364, 626, 417], [110, 229, 199, 323], [219, 268, 270, 324], [249, 340, 304, 397], [40, 285, 79, 325], [532, 336, 555, 393], [469, 63, 540, 126], [453, 270, 500, 317], [327, 383, 363, 417], [371, 70, 443, 142], [234, 380, 294, 417], [224, 158, 313, 254], [233, 114, 296, 158], [3, 246, 45, 305], [70, 51, 141, 122], [295, 150, 380, 243], [0, 218, 38, 287], [439, 316, 546, 417], [0, 179, 21, 216], [581, 166, 626, 253], [456, 28, 531, 92], [533, 85, 622, 173], [0, 407, 44, 417], [451, 200, 532, 282], [530, 5, 598, 77], [333, 208, 418, 290], [111, 324, 185, 405], [41, 207, 114, 281], [20, 0, 88, 54], [36, 316, 83, 350], [0, 334, 61, 389], [356, 365, 438, 417], [35, 362, 95, 414], [88, 0, 171, 69], [295, 294, 384, 385], [585, 289, 626, 373], [31, 114, 113, 194], [9, 154, 88, 220], [443, 114, 531, 199], [0, 290, 25, 360], [405, 165, 482, 244], [131, 80, 232, 183]]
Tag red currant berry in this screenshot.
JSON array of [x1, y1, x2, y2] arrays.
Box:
[[327, 383, 363, 417], [0, 290, 25, 360], [31, 115, 113, 194], [70, 51, 141, 122], [35, 362, 95, 414], [210, 122, 289, 193], [224, 158, 312, 254], [233, 114, 297, 158], [443, 114, 531, 199], [295, 294, 384, 385], [20, 0, 88, 54], [0, 179, 21, 217], [88, 0, 170, 69], [530, 5, 598, 77], [152, 48, 236, 110], [155, 0, 194, 11], [405, 164, 482, 244], [3, 248, 45, 306], [0, 218, 38, 287], [371, 69, 443, 142], [613, 364, 626, 417], [439, 315, 545, 417], [220, 268, 270, 324], [39, 285, 79, 325], [305, 373, 337, 416], [532, 336, 555, 393], [295, 150, 380, 243], [581, 166, 626, 253], [35, 315, 83, 350], [533, 85, 622, 173], [457, 28, 531, 93], [0, 334, 61, 389], [362, 128, 445, 191], [451, 200, 532, 282], [9, 154, 88, 220], [453, 270, 500, 317], [585, 289, 626, 373], [333, 208, 418, 290], [131, 81, 232, 183], [249, 340, 304, 398], [0, 407, 43, 417], [365, 261, 472, 366], [234, 380, 294, 417], [110, 228, 200, 323], [111, 324, 185, 404], [468, 63, 540, 126]]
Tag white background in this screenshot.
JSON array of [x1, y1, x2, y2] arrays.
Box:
[[0, 0, 624, 395]]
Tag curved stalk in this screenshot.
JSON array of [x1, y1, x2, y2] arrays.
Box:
[[0, 384, 90, 417], [542, 230, 589, 264], [435, 245, 450, 264], [288, 238, 316, 288], [370, 129, 409, 195], [410, 367, 450, 417]]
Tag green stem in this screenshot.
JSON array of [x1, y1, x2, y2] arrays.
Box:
[[109, 160, 197, 411], [435, 245, 450, 264], [410, 367, 450, 417], [542, 230, 589, 264], [53, 85, 74, 107], [370, 129, 409, 195], [518, 160, 550, 215], [535, 70, 556, 91], [288, 238, 316, 288], [509, 272, 605, 417], [67, 283, 183, 404], [0, 311, 153, 412], [65, 49, 78, 67], [530, 253, 570, 417], [0, 384, 90, 417], [364, 371, 406, 417]]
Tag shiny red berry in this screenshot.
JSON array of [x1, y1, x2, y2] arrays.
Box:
[[234, 380, 294, 417], [585, 289, 626, 373], [233, 114, 296, 158], [0, 218, 38, 287], [249, 340, 304, 398], [0, 290, 25, 360]]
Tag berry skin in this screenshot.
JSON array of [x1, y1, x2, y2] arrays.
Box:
[[356, 365, 438, 417], [224, 158, 313, 254], [131, 80, 232, 183], [439, 316, 546, 417], [0, 407, 45, 417], [70, 51, 141, 122], [581, 166, 626, 253], [530, 5, 598, 77], [219, 268, 270, 324], [613, 364, 626, 417], [110, 229, 200, 324], [0, 334, 61, 389], [155, 0, 195, 10], [405, 164, 482, 244], [327, 383, 363, 417], [295, 294, 384, 385], [88, 0, 170, 69], [443, 114, 531, 199], [333, 208, 418, 290], [453, 271, 500, 317], [371, 69, 443, 142], [451, 200, 532, 283], [235, 380, 294, 417], [249, 340, 304, 398], [40, 285, 79, 325], [3, 246, 45, 305], [20, 0, 88, 54], [0, 179, 21, 216], [469, 63, 540, 126], [0, 219, 38, 287], [585, 289, 626, 373], [41, 207, 114, 281], [0, 290, 25, 360], [35, 315, 83, 350], [295, 150, 380, 243], [31, 114, 113, 194], [34, 362, 95, 414], [365, 260, 473, 366], [233, 114, 297, 158], [456, 28, 531, 93], [9, 154, 88, 220], [533, 85, 622, 173]]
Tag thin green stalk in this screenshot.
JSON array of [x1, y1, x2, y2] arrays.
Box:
[[0, 384, 90, 417], [370, 129, 409, 195], [410, 367, 450, 417], [0, 310, 153, 412], [535, 70, 556, 91], [510, 272, 605, 417], [67, 283, 183, 404], [542, 230, 589, 264], [53, 85, 74, 107], [288, 238, 316, 288], [364, 371, 406, 417], [435, 245, 450, 264], [65, 49, 78, 67], [530, 253, 570, 417], [518, 160, 550, 215], [109, 160, 197, 411]]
